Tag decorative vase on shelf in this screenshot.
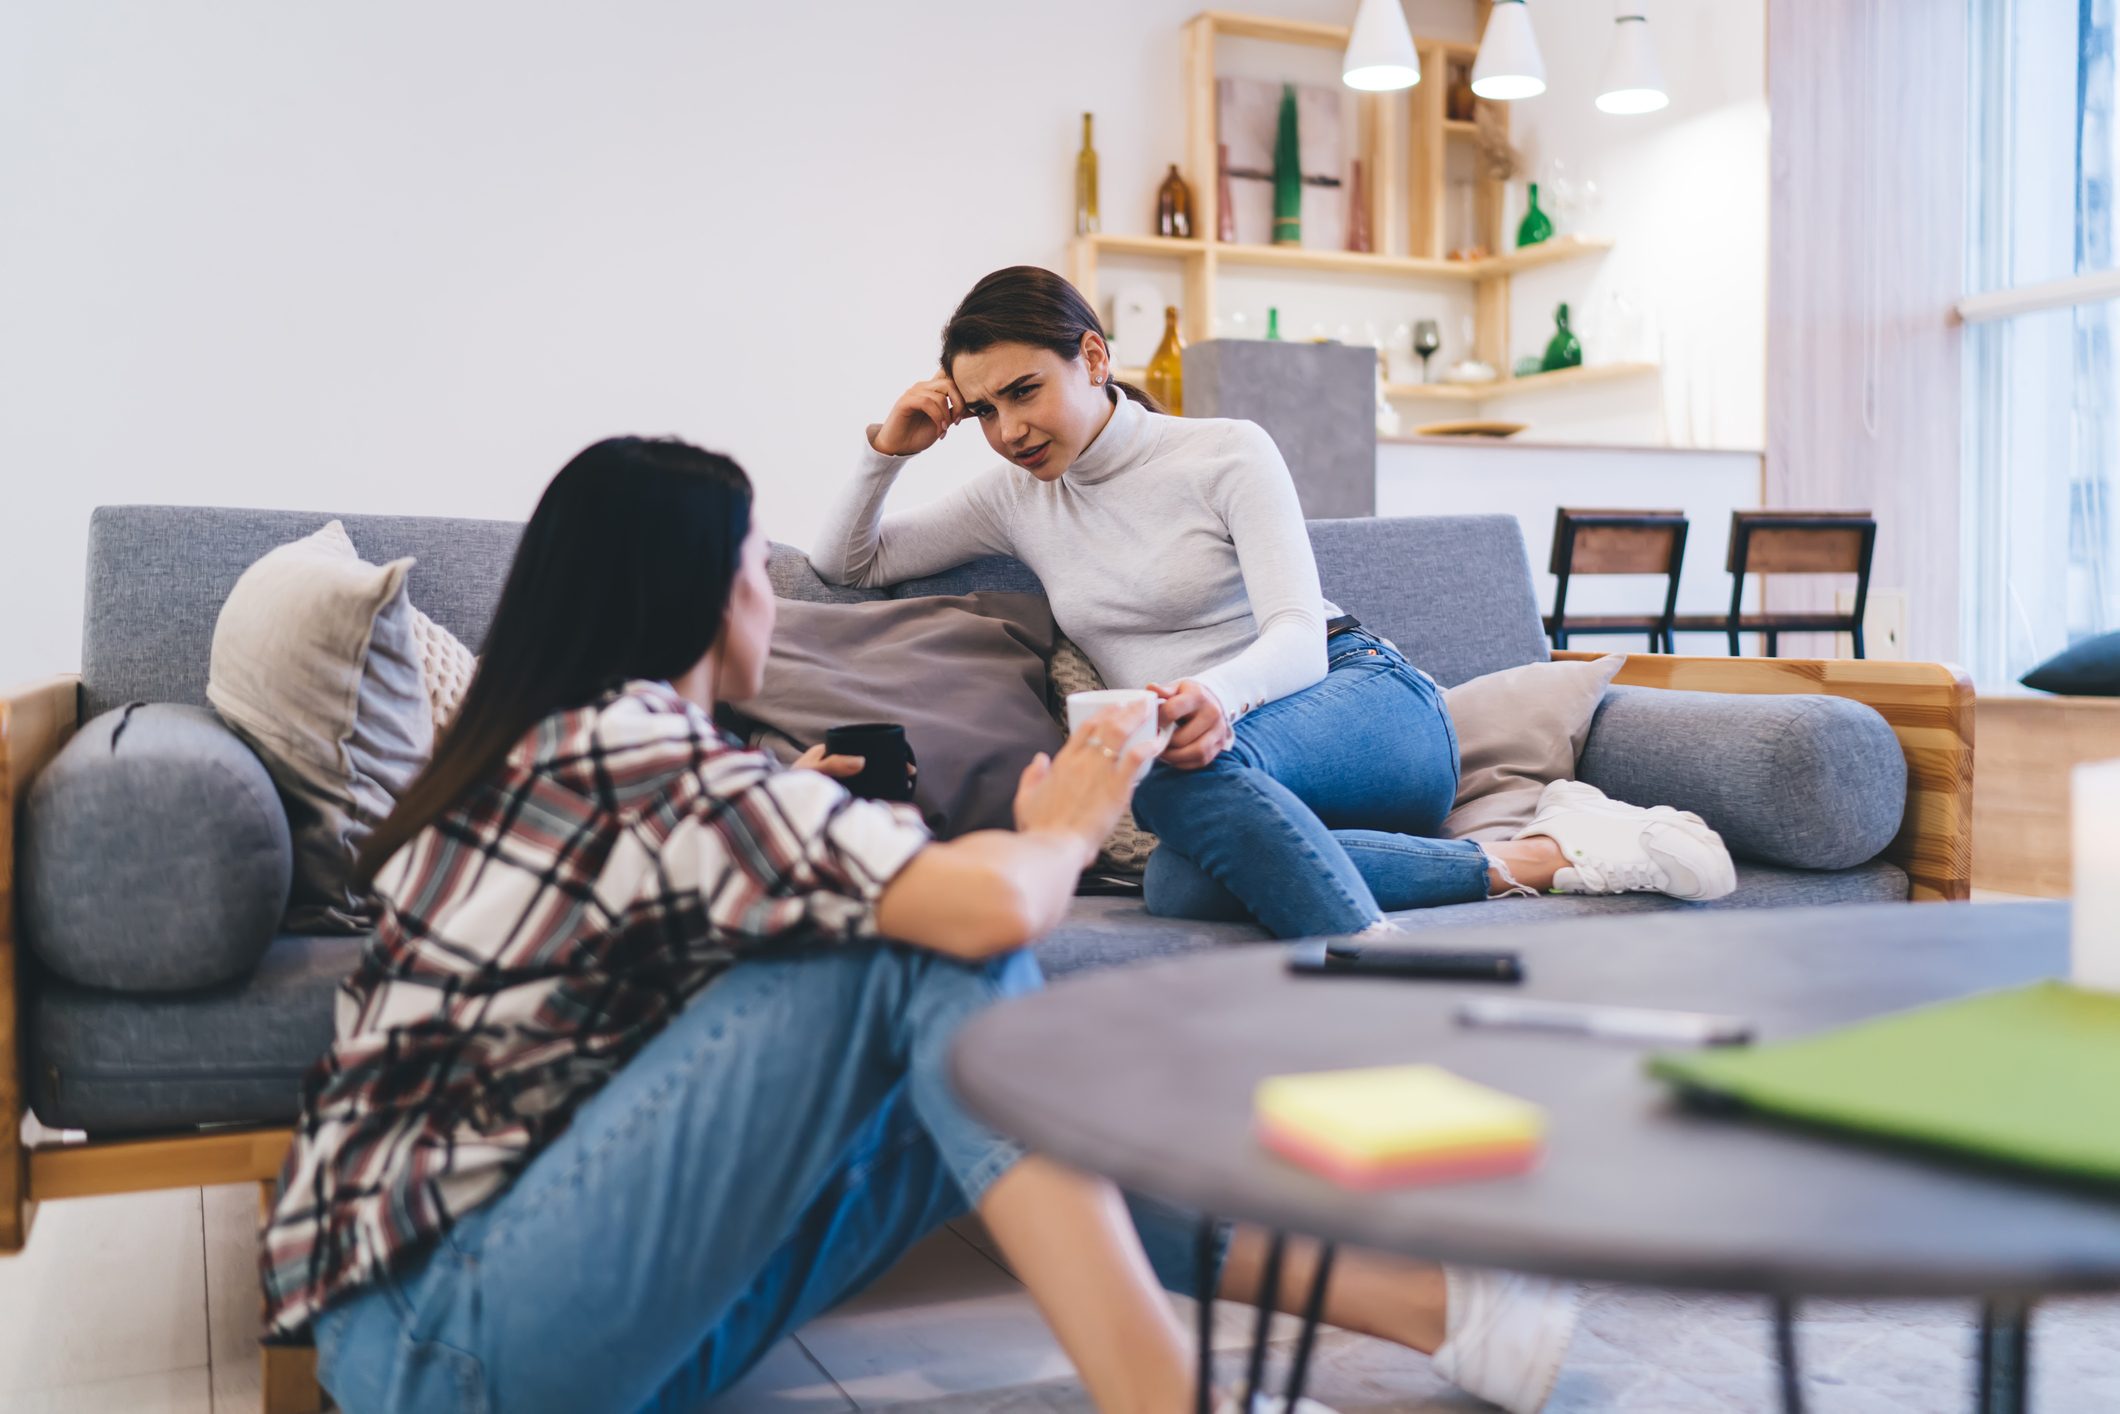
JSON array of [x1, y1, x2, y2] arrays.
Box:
[[1074, 113, 1100, 236], [1516, 181, 1553, 249], [1216, 142, 1237, 242], [1346, 159, 1373, 253], [1156, 164, 1193, 239], [1271, 84, 1302, 246], [1448, 62, 1477, 122], [1145, 306, 1185, 414], [1540, 303, 1582, 373]]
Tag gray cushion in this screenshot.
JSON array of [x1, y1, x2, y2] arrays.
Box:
[[1310, 515, 1550, 686], [860, 516, 1552, 687], [84, 506, 526, 721], [20, 705, 292, 993], [29, 932, 361, 1134], [1033, 859, 1911, 976], [1575, 686, 1907, 870], [770, 543, 887, 605]]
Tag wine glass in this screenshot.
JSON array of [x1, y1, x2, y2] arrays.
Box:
[[1413, 320, 1443, 382]]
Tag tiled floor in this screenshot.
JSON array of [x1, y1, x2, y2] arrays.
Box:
[[6, 1186, 2119, 1413]]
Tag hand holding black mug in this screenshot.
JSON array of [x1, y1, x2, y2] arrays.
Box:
[[820, 723, 919, 803]]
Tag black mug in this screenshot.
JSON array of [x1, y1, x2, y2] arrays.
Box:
[[823, 723, 919, 803]]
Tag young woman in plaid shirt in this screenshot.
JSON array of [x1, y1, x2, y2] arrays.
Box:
[[267, 436, 1561, 1414]]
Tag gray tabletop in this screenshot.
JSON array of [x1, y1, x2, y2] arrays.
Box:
[[951, 901, 2120, 1299]]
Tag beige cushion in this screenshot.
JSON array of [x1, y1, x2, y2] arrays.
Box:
[[410, 606, 476, 730], [1442, 655, 1625, 842], [207, 521, 433, 932]]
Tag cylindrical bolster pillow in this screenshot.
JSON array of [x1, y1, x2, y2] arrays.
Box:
[[1575, 686, 1907, 870], [21, 704, 292, 993]]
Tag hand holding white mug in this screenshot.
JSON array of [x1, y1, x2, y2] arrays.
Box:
[[868, 372, 968, 457], [1014, 704, 1155, 868], [1147, 679, 1234, 771]]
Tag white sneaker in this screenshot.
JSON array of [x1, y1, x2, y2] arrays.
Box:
[[1514, 780, 1737, 902], [1430, 1266, 1581, 1413], [1214, 1396, 1340, 1414]]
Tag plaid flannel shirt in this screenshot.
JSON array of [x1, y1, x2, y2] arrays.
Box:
[[260, 680, 932, 1340]]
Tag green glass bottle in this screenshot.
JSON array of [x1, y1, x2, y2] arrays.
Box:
[[1516, 182, 1553, 249], [1266, 307, 1282, 341], [1540, 302, 1582, 373], [1271, 84, 1303, 246]]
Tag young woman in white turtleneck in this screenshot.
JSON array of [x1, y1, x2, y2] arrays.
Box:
[[812, 266, 1736, 944]]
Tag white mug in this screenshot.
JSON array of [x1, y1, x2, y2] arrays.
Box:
[[1065, 688, 1175, 773]]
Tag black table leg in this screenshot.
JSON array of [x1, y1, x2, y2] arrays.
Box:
[[1281, 1243, 1337, 1407], [1774, 1296, 1806, 1414], [1243, 1233, 1288, 1409], [1196, 1217, 1218, 1414], [1976, 1299, 2032, 1414]]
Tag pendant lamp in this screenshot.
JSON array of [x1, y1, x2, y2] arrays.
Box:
[[1471, 0, 1546, 101], [1597, 13, 1670, 113], [1342, 0, 1420, 92]]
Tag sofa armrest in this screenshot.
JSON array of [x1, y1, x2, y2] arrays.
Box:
[[1554, 652, 1973, 902], [2, 674, 82, 1250]]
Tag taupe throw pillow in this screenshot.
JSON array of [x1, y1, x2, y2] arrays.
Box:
[[724, 593, 1063, 839], [208, 521, 433, 932], [1441, 655, 1625, 842]]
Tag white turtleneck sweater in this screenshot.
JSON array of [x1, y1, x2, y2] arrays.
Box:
[[809, 388, 1343, 722]]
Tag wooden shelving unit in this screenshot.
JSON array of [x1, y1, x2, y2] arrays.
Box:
[[1382, 361, 1659, 403], [1068, 11, 1645, 409]]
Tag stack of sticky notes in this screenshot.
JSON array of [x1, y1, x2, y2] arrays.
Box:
[[1255, 1063, 1545, 1190]]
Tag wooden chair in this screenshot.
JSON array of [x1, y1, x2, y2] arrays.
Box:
[[1542, 507, 1689, 653], [1672, 509, 1878, 658]]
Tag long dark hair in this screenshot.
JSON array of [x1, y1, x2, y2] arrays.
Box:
[[356, 436, 753, 884], [940, 266, 1167, 413]]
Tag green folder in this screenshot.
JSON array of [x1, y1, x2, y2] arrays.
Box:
[[1649, 982, 2120, 1184]]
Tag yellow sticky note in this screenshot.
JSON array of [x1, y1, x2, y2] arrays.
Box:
[[1255, 1063, 1544, 1164]]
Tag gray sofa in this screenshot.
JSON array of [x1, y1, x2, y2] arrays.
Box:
[[8, 504, 1942, 1143]]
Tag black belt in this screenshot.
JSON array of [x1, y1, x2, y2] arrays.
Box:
[[1325, 614, 1363, 639]]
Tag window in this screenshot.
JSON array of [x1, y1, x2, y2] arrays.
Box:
[[1962, 0, 2120, 687]]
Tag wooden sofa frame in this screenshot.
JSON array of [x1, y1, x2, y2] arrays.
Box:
[[0, 653, 1975, 1412]]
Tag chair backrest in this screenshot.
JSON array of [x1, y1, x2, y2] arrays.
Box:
[[1726, 509, 1876, 576], [80, 507, 1551, 720], [1548, 508, 1688, 578]]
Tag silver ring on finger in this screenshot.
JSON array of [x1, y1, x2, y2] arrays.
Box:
[[1098, 745, 1120, 761]]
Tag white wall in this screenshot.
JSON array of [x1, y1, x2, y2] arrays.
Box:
[[0, 0, 1469, 686], [0, 0, 1762, 690], [1499, 0, 1768, 452]]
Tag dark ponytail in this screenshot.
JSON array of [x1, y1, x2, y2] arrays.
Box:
[[940, 266, 1168, 414]]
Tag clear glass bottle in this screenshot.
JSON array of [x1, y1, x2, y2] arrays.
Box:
[[1075, 113, 1100, 236], [1145, 306, 1185, 414]]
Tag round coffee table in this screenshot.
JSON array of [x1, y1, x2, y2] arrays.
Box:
[[950, 901, 2120, 1413]]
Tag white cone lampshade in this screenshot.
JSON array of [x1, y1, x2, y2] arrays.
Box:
[[1471, 0, 1546, 101], [1597, 14, 1670, 113], [1342, 0, 1420, 91]]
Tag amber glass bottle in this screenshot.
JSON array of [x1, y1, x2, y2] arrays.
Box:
[[1156, 164, 1193, 239], [1075, 114, 1100, 236], [1144, 306, 1185, 414]]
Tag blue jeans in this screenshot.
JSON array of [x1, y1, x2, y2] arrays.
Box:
[[310, 945, 1216, 1413], [1134, 629, 1491, 938]]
